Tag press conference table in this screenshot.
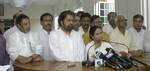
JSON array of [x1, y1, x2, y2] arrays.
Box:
[[14, 53, 150, 71]]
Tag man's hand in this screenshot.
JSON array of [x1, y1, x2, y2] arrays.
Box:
[[129, 50, 143, 57], [119, 51, 129, 58], [31, 54, 43, 62], [16, 56, 33, 64]]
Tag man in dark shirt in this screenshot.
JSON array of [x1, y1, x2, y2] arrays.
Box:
[[0, 26, 10, 65]]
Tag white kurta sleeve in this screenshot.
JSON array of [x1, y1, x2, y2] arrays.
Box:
[[6, 35, 19, 61], [49, 32, 60, 60], [30, 33, 43, 55], [77, 34, 85, 61]]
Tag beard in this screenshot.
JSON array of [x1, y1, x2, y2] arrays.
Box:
[[63, 25, 73, 32]]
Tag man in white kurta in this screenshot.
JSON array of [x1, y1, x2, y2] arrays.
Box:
[[110, 15, 140, 57], [128, 27, 145, 50], [6, 14, 43, 64], [128, 14, 146, 51], [37, 13, 54, 61], [103, 12, 117, 34], [144, 31, 150, 53], [49, 10, 85, 62], [7, 30, 42, 61]]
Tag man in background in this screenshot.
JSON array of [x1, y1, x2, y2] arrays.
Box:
[[103, 12, 117, 34], [128, 14, 146, 53], [37, 13, 54, 61], [79, 12, 91, 45], [110, 15, 141, 57]]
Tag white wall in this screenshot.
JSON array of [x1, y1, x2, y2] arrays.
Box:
[[1, 4, 55, 32], [1, 0, 95, 32], [115, 0, 141, 28], [1, 0, 144, 31]]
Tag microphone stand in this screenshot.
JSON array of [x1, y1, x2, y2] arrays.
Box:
[[82, 44, 95, 66]]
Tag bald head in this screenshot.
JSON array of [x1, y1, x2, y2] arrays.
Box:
[[116, 15, 127, 29]]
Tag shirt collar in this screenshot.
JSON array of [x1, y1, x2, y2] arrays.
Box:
[[42, 29, 50, 35]]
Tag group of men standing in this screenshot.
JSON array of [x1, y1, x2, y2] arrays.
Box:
[[0, 10, 150, 71]]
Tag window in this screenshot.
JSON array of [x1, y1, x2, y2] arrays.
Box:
[[94, 0, 115, 24]]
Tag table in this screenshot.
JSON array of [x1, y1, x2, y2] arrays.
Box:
[[14, 53, 150, 71]]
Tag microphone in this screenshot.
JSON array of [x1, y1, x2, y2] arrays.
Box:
[[105, 48, 133, 69], [96, 51, 123, 70], [128, 56, 148, 66], [108, 41, 148, 66], [82, 44, 95, 66]]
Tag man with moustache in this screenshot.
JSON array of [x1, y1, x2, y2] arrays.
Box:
[[103, 12, 117, 34], [7, 14, 43, 64], [73, 13, 80, 32], [37, 13, 54, 61], [79, 12, 91, 45], [49, 10, 85, 62]]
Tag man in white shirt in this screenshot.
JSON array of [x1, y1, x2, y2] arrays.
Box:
[[73, 13, 80, 32], [7, 14, 43, 64], [4, 11, 23, 41], [49, 10, 85, 62], [79, 12, 91, 45], [37, 13, 54, 61], [103, 12, 117, 34], [110, 15, 141, 57], [144, 31, 150, 53], [128, 14, 146, 51]]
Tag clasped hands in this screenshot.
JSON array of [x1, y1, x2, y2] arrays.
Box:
[[16, 54, 43, 64]]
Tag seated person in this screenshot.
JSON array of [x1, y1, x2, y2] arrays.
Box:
[[0, 25, 10, 65], [79, 12, 91, 45], [7, 14, 43, 64], [144, 31, 150, 53], [85, 26, 113, 61], [110, 15, 142, 58], [128, 14, 146, 53]]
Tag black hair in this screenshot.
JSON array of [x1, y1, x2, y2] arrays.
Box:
[[80, 12, 91, 20], [91, 15, 100, 23], [16, 14, 29, 25], [89, 26, 102, 40], [40, 13, 53, 21], [107, 12, 117, 20], [133, 14, 144, 22], [58, 10, 75, 27]]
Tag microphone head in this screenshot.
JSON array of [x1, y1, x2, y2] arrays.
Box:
[[96, 51, 107, 60]]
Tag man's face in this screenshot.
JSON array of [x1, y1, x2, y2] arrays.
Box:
[[108, 13, 116, 25], [133, 18, 143, 31], [73, 16, 80, 31], [62, 14, 74, 32], [41, 15, 53, 32], [18, 18, 30, 33], [92, 18, 103, 27], [118, 16, 127, 29], [81, 17, 90, 30]]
